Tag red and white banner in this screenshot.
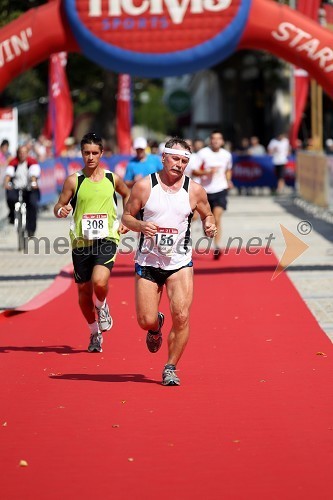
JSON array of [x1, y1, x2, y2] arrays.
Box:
[[116, 74, 132, 155], [46, 52, 73, 157], [0, 107, 18, 156]]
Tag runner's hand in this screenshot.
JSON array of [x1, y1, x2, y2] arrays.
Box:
[[119, 223, 129, 234], [141, 221, 159, 237], [204, 221, 217, 238], [58, 204, 72, 218]]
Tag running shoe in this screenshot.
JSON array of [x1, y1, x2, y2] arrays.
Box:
[[146, 312, 164, 353], [162, 364, 180, 386], [88, 332, 103, 353], [213, 248, 222, 260], [96, 303, 113, 331]]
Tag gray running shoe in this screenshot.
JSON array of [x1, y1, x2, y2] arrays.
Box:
[[88, 332, 103, 353], [162, 364, 180, 386], [96, 303, 113, 331], [146, 312, 164, 353]]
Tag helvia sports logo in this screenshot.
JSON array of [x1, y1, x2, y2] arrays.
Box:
[[64, 0, 252, 76]]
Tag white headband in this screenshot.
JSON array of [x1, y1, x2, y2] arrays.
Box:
[[164, 147, 191, 159]]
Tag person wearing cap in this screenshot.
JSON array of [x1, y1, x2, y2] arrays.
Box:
[[121, 137, 217, 387], [124, 136, 163, 188]]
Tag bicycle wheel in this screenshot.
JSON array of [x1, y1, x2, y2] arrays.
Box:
[[17, 208, 28, 252], [16, 211, 23, 251]]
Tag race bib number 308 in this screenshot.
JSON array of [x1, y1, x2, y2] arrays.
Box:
[[82, 213, 109, 240]]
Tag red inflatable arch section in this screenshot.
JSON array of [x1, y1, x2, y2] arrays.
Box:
[[1, 0, 333, 98], [240, 0, 333, 97], [0, 1, 78, 91]]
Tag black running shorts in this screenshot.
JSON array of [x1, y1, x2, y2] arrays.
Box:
[[135, 261, 193, 287], [72, 238, 117, 284], [207, 189, 228, 210], [274, 164, 285, 180]]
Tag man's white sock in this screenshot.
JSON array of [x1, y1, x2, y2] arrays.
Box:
[[88, 321, 99, 334], [95, 298, 106, 309]]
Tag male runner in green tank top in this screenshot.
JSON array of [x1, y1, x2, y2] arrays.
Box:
[[54, 133, 129, 352]]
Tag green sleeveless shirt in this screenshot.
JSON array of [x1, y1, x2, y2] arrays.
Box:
[[70, 170, 119, 248]]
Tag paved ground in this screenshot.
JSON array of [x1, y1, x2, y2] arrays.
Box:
[[1, 191, 332, 341]]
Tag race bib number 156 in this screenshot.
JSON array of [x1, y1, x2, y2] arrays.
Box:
[[155, 227, 178, 256]]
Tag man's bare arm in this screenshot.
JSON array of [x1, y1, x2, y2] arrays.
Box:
[[192, 183, 217, 238], [53, 175, 76, 218], [121, 179, 159, 236]]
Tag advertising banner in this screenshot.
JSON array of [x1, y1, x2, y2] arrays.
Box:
[[0, 107, 18, 156], [116, 74, 132, 154], [232, 155, 295, 189]]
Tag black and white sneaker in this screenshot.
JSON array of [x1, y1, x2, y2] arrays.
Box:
[[88, 332, 103, 353], [96, 303, 113, 331], [162, 364, 180, 386], [146, 312, 164, 353]]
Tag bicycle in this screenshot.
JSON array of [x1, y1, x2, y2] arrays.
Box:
[[14, 189, 28, 252]]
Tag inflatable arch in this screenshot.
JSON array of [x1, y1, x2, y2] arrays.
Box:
[[1, 0, 333, 98]]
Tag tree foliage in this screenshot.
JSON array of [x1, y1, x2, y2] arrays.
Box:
[[0, 0, 45, 27]]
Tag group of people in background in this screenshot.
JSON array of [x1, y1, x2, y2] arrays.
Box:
[[0, 128, 293, 248]]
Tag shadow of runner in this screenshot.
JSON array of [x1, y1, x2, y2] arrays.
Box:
[[0, 345, 86, 354], [50, 373, 160, 384]]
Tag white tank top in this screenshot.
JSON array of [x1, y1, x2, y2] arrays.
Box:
[[135, 173, 193, 270]]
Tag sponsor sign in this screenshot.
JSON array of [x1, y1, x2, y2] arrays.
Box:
[[64, 0, 251, 76], [0, 107, 18, 156], [232, 155, 295, 188], [232, 158, 263, 183], [167, 89, 191, 115]]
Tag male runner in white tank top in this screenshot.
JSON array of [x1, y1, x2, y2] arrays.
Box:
[[122, 137, 217, 386]]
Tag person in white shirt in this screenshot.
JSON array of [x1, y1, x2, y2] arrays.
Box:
[[4, 145, 41, 237], [121, 137, 217, 386], [184, 138, 204, 181], [267, 133, 290, 194], [184, 139, 204, 222], [248, 136, 266, 156], [194, 131, 233, 260]]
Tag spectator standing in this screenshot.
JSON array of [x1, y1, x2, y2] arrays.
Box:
[[149, 140, 160, 155], [248, 136, 266, 156], [267, 133, 290, 194], [235, 137, 250, 155], [325, 138, 333, 155], [0, 139, 12, 165], [124, 137, 163, 188]]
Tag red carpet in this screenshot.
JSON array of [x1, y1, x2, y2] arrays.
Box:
[[1, 250, 333, 500]]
